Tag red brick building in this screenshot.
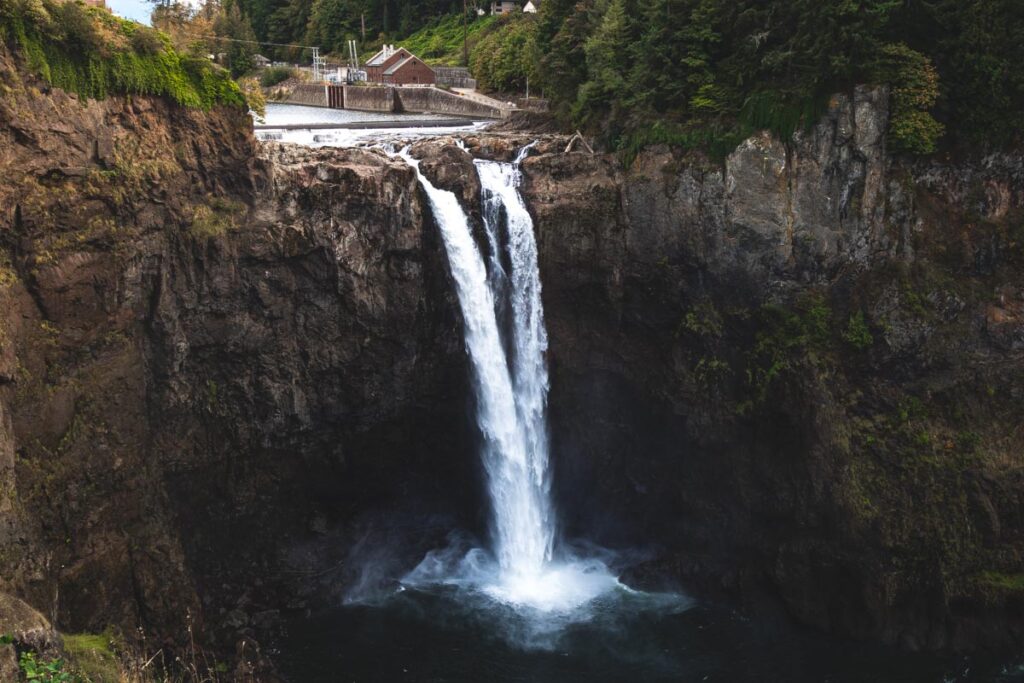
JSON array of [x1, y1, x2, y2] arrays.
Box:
[[382, 55, 436, 86], [364, 46, 412, 84]]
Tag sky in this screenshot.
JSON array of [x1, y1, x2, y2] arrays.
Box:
[[106, 0, 155, 24]]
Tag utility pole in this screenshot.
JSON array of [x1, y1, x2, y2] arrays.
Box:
[[462, 0, 469, 66], [361, 13, 366, 42], [312, 46, 326, 82], [348, 40, 360, 70]]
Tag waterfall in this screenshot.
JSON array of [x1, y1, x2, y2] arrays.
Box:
[[400, 145, 618, 615], [476, 154, 554, 572]]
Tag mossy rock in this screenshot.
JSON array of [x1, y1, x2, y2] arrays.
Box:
[[63, 631, 121, 682], [189, 198, 245, 240]]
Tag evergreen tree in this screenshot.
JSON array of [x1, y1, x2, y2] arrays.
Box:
[[538, 0, 598, 119], [306, 0, 354, 53], [470, 16, 538, 92], [216, 0, 259, 76], [574, 0, 633, 129], [628, 0, 721, 115], [266, 0, 311, 58]]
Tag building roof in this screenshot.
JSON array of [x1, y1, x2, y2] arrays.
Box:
[[366, 47, 391, 66], [384, 55, 432, 76], [367, 45, 411, 66]]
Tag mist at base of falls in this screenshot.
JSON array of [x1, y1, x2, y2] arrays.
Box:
[[404, 547, 622, 615]]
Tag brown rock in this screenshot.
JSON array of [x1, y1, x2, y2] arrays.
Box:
[[0, 592, 60, 656]]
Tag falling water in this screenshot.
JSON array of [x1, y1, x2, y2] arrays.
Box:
[[475, 150, 554, 575], [399, 145, 620, 614]]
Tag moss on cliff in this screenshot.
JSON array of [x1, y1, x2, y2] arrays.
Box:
[[0, 0, 245, 109], [62, 631, 120, 682], [189, 199, 243, 240]]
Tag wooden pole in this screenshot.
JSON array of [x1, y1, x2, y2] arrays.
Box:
[[462, 0, 469, 66]]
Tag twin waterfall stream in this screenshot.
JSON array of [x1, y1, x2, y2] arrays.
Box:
[[396, 145, 622, 623]]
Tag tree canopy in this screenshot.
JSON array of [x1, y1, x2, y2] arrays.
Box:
[[141, 0, 1023, 154], [524, 0, 1024, 154]]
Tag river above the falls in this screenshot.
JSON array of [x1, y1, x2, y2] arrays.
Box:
[[253, 103, 485, 147]]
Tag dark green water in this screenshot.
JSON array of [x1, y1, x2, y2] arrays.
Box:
[[275, 586, 1024, 683]]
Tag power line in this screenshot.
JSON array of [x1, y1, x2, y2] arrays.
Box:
[[173, 31, 319, 51]]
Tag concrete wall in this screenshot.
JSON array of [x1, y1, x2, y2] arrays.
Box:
[[320, 84, 505, 118], [342, 86, 396, 113], [515, 97, 550, 112], [433, 67, 477, 89], [285, 84, 328, 107], [395, 87, 504, 119]]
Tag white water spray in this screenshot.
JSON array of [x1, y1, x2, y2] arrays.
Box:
[[399, 145, 619, 614]]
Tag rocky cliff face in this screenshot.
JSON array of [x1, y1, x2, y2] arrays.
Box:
[[519, 86, 1024, 651], [398, 96, 1023, 651], [0, 47, 258, 642], [0, 47, 481, 666], [2, 46, 1022, 671]]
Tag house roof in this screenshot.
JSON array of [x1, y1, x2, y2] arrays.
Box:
[[367, 46, 412, 67], [385, 56, 415, 75], [384, 55, 430, 75], [366, 48, 393, 66], [380, 50, 412, 71]]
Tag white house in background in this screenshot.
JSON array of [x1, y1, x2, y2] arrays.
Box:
[[490, 1, 519, 14], [523, 1, 538, 12]]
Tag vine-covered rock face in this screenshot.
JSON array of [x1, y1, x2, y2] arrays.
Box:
[[1, 38, 1023, 668]]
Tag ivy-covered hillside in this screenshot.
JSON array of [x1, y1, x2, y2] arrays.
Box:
[[0, 0, 246, 109]]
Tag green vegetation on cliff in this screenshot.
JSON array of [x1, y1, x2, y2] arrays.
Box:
[[238, 0, 463, 56], [469, 14, 537, 93], [0, 0, 246, 109], [531, 0, 1022, 154], [400, 12, 497, 65], [62, 632, 121, 682]]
